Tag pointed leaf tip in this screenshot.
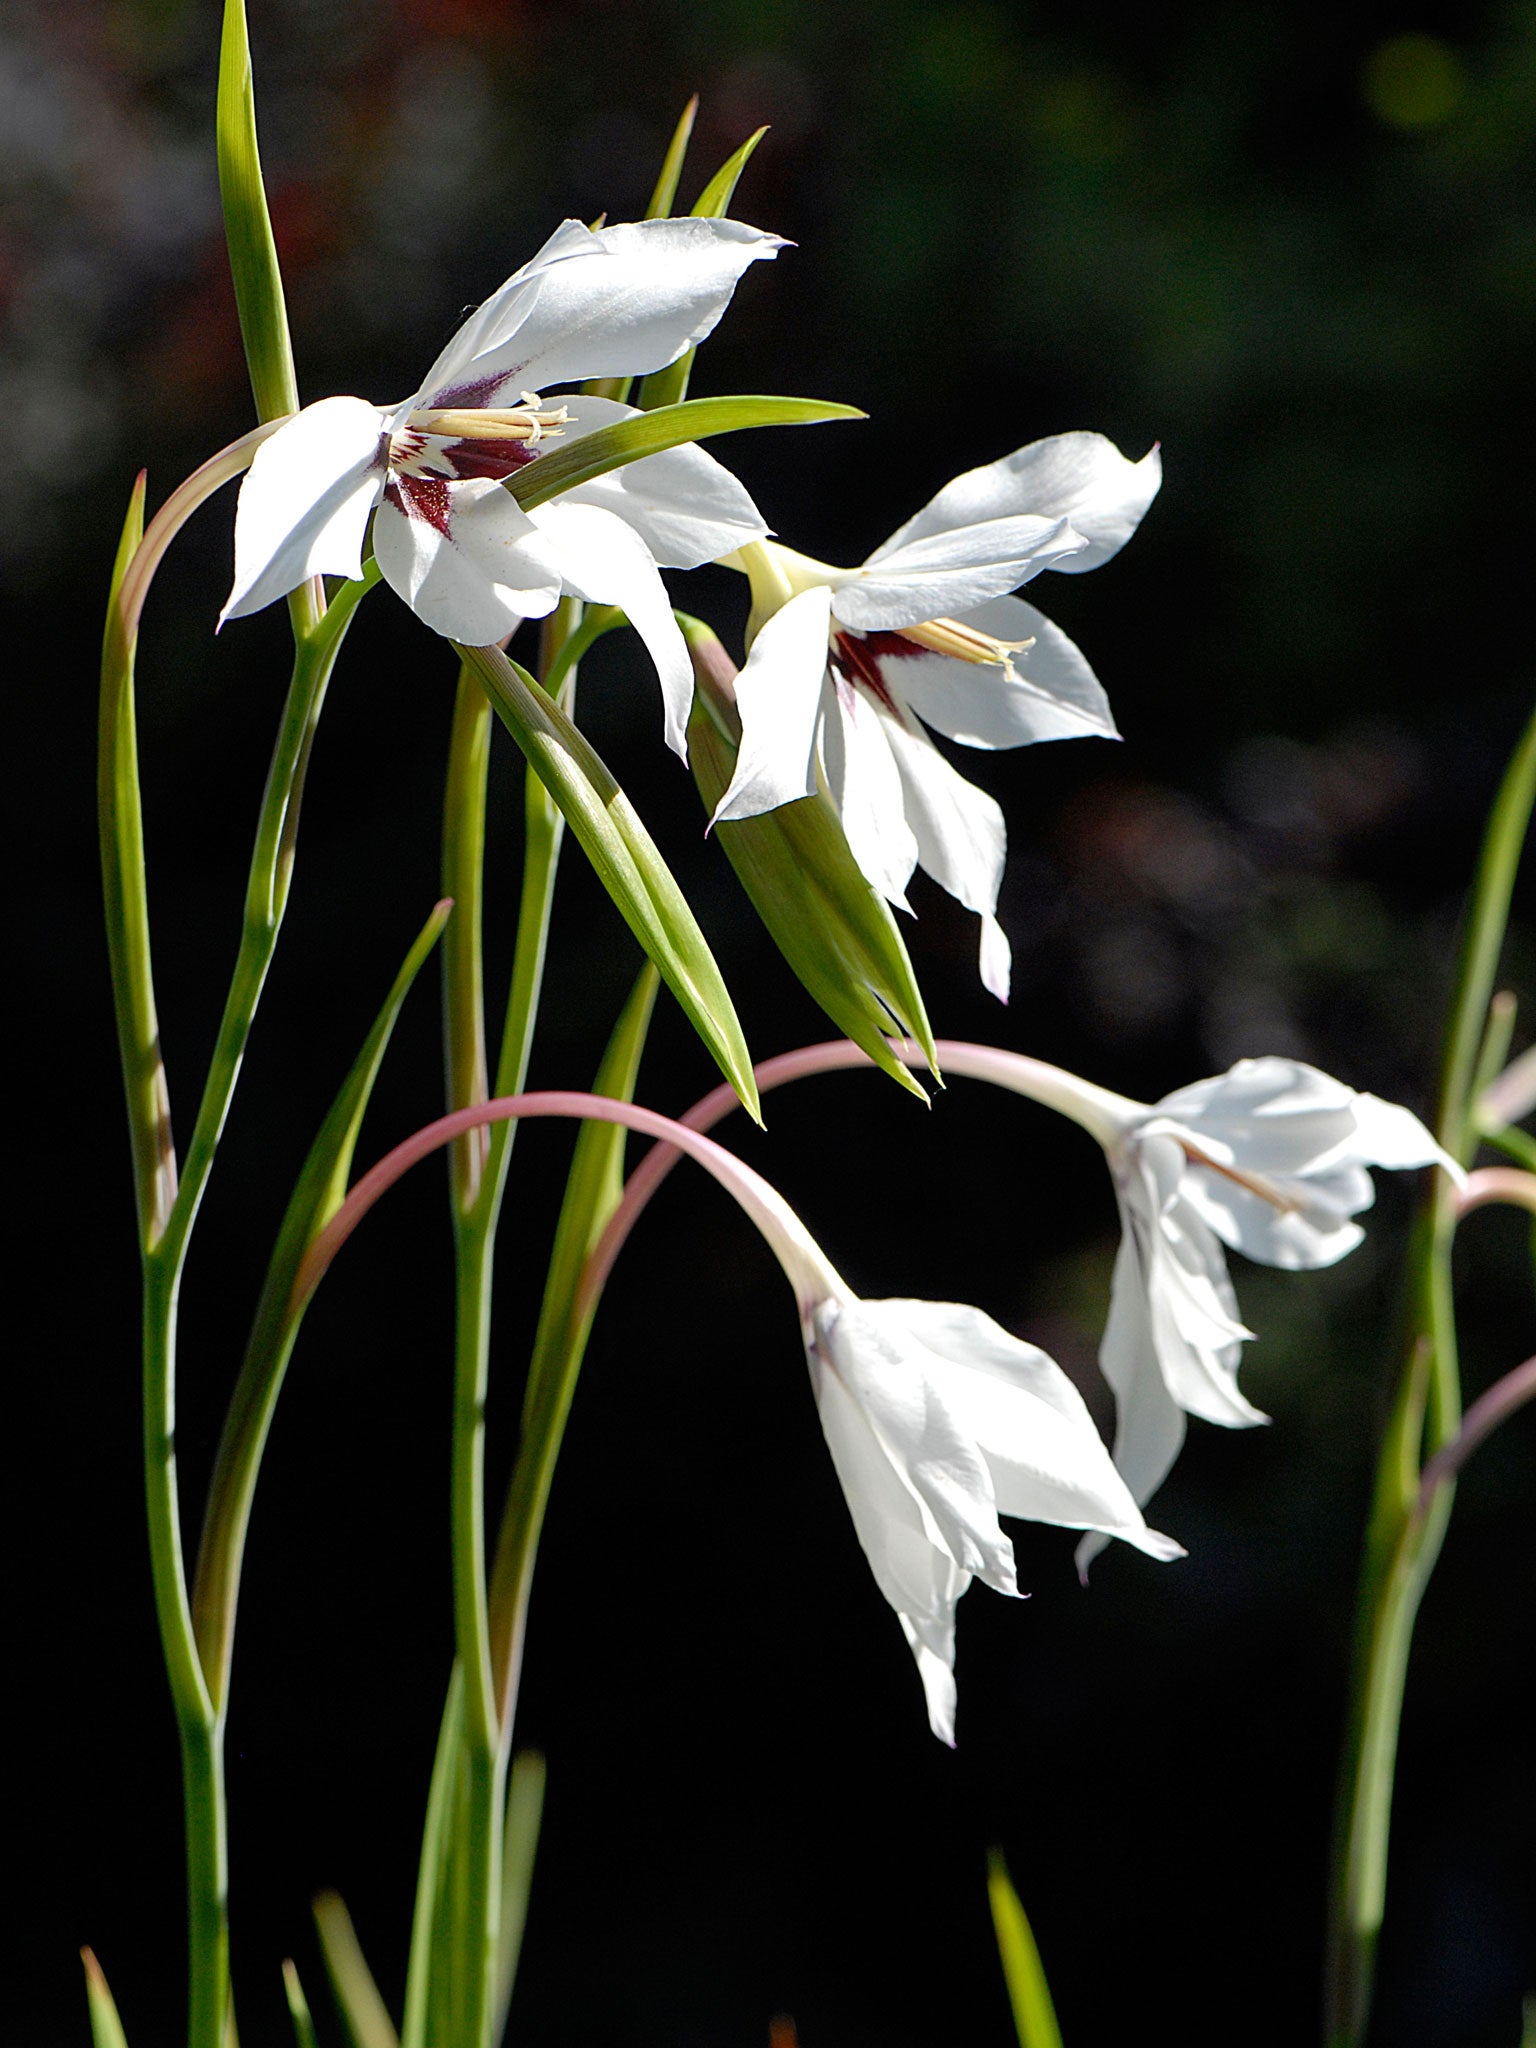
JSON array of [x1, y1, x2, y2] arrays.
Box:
[[81, 1949, 131, 2048]]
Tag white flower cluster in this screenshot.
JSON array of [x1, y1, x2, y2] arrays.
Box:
[[224, 211, 1450, 1743]]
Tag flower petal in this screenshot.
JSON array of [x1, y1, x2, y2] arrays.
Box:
[[882, 596, 1118, 748], [815, 1298, 1019, 1596], [836, 516, 1084, 631], [876, 1301, 1184, 1561], [712, 587, 833, 824], [529, 500, 694, 758], [808, 1340, 970, 1744], [221, 396, 388, 624], [419, 217, 786, 407], [538, 393, 769, 568], [876, 712, 1009, 995], [820, 680, 919, 911], [373, 477, 562, 645], [870, 432, 1161, 576]]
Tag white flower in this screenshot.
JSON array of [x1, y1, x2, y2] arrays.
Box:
[[221, 217, 784, 757], [936, 1046, 1455, 1567], [807, 1293, 1182, 1742], [712, 433, 1161, 996]]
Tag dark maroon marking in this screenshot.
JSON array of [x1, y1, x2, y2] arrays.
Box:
[[443, 438, 541, 482], [426, 371, 513, 410], [830, 631, 903, 713], [389, 473, 453, 538], [860, 629, 926, 661]]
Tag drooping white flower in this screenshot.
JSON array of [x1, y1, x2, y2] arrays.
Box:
[[934, 1045, 1454, 1565], [712, 433, 1162, 996], [806, 1292, 1181, 1742], [221, 217, 784, 756]]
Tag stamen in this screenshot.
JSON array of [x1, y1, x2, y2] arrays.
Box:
[[406, 404, 569, 443], [898, 615, 1035, 678], [1178, 1140, 1302, 1213]]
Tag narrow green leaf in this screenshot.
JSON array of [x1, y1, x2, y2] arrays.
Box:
[[192, 899, 453, 1706], [692, 125, 768, 218], [81, 1950, 130, 2048], [684, 621, 935, 1096], [216, 0, 299, 421], [402, 1666, 466, 2048], [492, 1751, 548, 2041], [510, 395, 862, 511], [647, 96, 700, 219], [1520, 1993, 1536, 2048], [314, 1893, 401, 2048], [458, 643, 759, 1120], [282, 1961, 321, 2048], [987, 1852, 1064, 2048], [639, 127, 769, 410]]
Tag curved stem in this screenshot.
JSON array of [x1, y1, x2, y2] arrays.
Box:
[[1418, 1351, 1536, 1509]]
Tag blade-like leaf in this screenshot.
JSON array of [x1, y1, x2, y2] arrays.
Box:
[[314, 1894, 401, 2048], [81, 1949, 130, 2048], [509, 395, 862, 511], [639, 128, 769, 411], [684, 621, 936, 1097], [216, 0, 298, 421], [192, 900, 453, 1706], [401, 1665, 465, 2048], [987, 1851, 1064, 2048], [647, 97, 700, 219], [282, 1962, 321, 2048], [457, 644, 759, 1120], [492, 1751, 548, 2042]]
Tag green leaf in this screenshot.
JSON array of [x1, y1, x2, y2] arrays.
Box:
[[81, 1949, 130, 2048], [683, 620, 936, 1098], [458, 644, 759, 1120], [510, 395, 862, 510], [492, 1751, 548, 2041], [282, 1962, 321, 2048], [401, 1666, 465, 2048], [314, 1894, 401, 2048], [987, 1851, 1064, 2048], [192, 899, 453, 1707], [646, 96, 700, 219], [639, 128, 768, 411], [216, 0, 298, 421]]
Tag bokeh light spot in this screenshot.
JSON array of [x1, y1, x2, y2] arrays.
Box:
[[1363, 32, 1467, 129]]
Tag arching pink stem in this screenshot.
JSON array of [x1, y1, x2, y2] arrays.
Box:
[[1419, 1352, 1536, 1512], [116, 417, 290, 648], [291, 1089, 835, 1317], [578, 1037, 1136, 1323], [1457, 1166, 1536, 1217]]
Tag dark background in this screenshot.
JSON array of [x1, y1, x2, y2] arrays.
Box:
[[8, 0, 1536, 2041]]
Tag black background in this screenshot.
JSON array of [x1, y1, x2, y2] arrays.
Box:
[[7, 0, 1536, 2041]]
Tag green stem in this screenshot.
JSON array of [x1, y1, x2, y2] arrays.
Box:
[[1325, 698, 1536, 2046]]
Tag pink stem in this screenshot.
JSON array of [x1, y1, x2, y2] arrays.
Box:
[[290, 1089, 830, 1317], [1418, 1352, 1536, 1511], [1457, 1166, 1536, 1217], [116, 417, 290, 647]]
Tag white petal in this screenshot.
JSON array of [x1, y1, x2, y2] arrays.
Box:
[[373, 478, 562, 645], [871, 432, 1161, 575], [221, 396, 388, 623], [540, 393, 768, 568], [1347, 1092, 1453, 1173], [821, 680, 919, 910], [886, 596, 1118, 749], [1155, 1059, 1360, 1174], [1178, 1166, 1370, 1272], [1096, 1222, 1190, 1506], [809, 1344, 970, 1744], [529, 500, 694, 758], [879, 712, 1006, 919], [712, 587, 833, 823], [979, 916, 1012, 1004], [815, 1299, 1019, 1595], [419, 217, 786, 407], [836, 515, 1084, 631], [874, 1301, 1183, 1561]]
